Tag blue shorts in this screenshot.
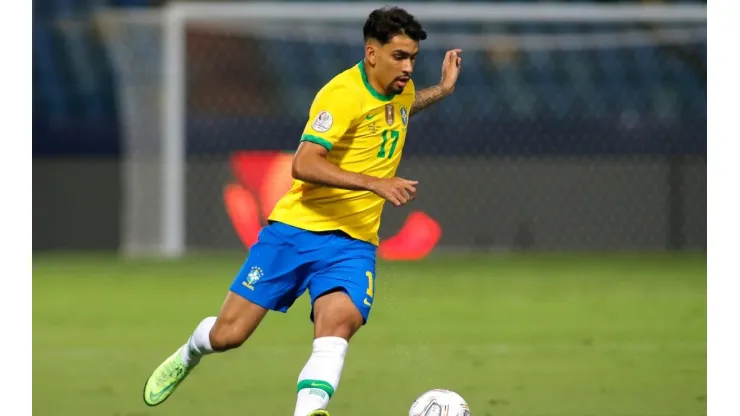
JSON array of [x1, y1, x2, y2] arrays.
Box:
[[229, 221, 377, 323]]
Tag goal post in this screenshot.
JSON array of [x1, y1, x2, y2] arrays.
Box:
[[97, 2, 707, 258]]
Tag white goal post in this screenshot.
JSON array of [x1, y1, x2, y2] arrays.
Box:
[[99, 2, 707, 258]]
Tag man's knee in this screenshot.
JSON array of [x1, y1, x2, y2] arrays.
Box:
[[313, 291, 364, 340]]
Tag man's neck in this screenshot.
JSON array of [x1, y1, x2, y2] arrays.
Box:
[[362, 60, 391, 98]]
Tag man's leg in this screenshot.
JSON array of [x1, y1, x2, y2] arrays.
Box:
[[142, 292, 268, 406], [143, 222, 306, 407], [185, 292, 269, 362], [293, 240, 376, 416], [293, 291, 366, 416]]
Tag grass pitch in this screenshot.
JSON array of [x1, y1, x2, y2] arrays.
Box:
[[33, 252, 706, 416]]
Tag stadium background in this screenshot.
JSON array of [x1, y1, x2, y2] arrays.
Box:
[[32, 1, 706, 415]]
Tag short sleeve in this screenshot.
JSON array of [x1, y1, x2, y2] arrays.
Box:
[[300, 85, 361, 151]]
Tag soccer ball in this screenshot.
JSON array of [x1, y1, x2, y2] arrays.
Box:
[[409, 389, 471, 416]]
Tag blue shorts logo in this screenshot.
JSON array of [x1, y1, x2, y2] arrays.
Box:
[[243, 266, 263, 290]]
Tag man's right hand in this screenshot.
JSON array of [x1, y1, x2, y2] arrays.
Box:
[[367, 177, 419, 207]]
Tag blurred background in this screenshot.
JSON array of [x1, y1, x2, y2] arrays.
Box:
[[32, 1, 707, 415], [33, 0, 706, 254]]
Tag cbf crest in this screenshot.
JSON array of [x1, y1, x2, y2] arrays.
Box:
[[384, 104, 395, 126], [244, 266, 263, 290], [400, 106, 408, 126]]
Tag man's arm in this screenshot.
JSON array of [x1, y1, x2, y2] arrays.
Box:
[[410, 48, 462, 118], [409, 84, 453, 117], [294, 84, 371, 190], [292, 141, 374, 191], [292, 142, 419, 207]]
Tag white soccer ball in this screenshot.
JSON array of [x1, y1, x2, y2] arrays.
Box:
[[409, 389, 471, 416]]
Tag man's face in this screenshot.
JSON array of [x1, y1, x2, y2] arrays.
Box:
[[372, 34, 419, 94]]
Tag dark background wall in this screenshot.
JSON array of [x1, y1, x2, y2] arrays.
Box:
[[185, 155, 708, 252], [33, 158, 120, 250], [31, 154, 705, 252]]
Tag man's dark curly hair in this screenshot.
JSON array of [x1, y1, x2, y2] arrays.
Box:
[[363, 7, 427, 44]]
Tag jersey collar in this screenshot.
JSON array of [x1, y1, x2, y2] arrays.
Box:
[[358, 60, 395, 102]]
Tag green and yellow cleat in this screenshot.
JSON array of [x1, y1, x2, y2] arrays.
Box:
[[307, 411, 330, 416], [142, 347, 192, 406]]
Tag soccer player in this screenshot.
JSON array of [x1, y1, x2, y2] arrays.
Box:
[[142, 6, 462, 416]]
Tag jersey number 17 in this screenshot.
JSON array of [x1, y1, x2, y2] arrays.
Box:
[[377, 129, 400, 159]]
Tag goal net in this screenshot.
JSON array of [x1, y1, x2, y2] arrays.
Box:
[[96, 2, 707, 258]]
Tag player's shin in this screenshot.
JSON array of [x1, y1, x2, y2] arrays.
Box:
[[181, 316, 217, 366], [293, 337, 349, 416]]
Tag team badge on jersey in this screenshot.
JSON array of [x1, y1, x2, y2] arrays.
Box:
[[385, 104, 394, 126], [400, 106, 408, 126], [311, 110, 333, 133]]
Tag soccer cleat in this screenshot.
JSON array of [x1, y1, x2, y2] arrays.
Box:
[[142, 347, 192, 406], [307, 411, 330, 416]]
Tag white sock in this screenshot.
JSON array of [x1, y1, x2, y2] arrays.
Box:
[[181, 316, 217, 366], [293, 337, 349, 416]]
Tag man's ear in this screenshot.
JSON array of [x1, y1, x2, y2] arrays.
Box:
[[365, 41, 378, 66]]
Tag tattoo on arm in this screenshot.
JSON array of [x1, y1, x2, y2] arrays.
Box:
[[409, 84, 451, 117]]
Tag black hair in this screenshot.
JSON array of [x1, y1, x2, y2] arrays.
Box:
[[363, 7, 427, 44]]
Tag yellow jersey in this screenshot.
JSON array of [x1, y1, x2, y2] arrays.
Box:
[[268, 61, 415, 246]]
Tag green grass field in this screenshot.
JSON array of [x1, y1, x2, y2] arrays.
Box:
[[33, 252, 706, 416]]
